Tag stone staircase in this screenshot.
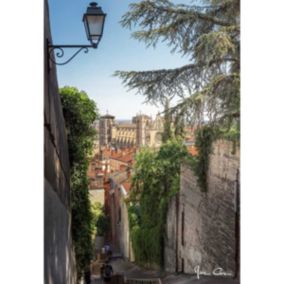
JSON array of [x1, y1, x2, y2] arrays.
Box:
[[125, 277, 162, 284], [92, 274, 161, 284], [91, 255, 162, 284]]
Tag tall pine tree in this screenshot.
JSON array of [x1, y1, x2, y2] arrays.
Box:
[[115, 0, 240, 129], [162, 98, 173, 142]]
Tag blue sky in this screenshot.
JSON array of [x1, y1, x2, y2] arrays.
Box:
[[48, 0, 189, 119]]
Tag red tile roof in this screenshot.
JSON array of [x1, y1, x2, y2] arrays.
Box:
[[187, 146, 198, 156], [105, 148, 135, 164], [122, 181, 132, 193]]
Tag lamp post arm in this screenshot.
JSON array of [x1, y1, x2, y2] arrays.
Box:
[[48, 44, 97, 66]]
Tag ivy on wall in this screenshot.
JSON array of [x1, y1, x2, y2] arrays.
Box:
[[127, 124, 239, 267], [91, 202, 110, 237], [191, 124, 240, 192], [194, 125, 218, 192], [60, 86, 98, 282], [128, 139, 189, 267]]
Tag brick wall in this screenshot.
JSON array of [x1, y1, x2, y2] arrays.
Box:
[[165, 139, 240, 277]]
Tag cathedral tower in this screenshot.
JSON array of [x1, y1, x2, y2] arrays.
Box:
[[99, 114, 115, 148], [133, 114, 151, 147]]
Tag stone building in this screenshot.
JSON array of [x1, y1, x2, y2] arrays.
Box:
[[87, 157, 105, 205], [109, 171, 135, 261], [165, 140, 240, 278], [99, 113, 164, 149], [99, 114, 115, 147]]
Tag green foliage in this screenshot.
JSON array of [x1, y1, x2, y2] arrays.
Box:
[[60, 86, 98, 167], [193, 125, 218, 192], [71, 164, 93, 277], [162, 98, 187, 142], [219, 123, 240, 154], [91, 202, 110, 237], [220, 123, 240, 141], [115, 0, 240, 129], [190, 123, 239, 192], [128, 139, 189, 266], [162, 99, 174, 143], [60, 86, 98, 281]]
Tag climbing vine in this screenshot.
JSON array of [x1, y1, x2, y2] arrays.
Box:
[[91, 202, 110, 237], [128, 139, 189, 267], [192, 124, 240, 192], [194, 126, 218, 192], [60, 86, 98, 282]]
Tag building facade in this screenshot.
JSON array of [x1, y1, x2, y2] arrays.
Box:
[[99, 113, 164, 149], [99, 114, 115, 147], [109, 171, 135, 261]]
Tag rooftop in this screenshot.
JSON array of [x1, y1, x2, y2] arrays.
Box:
[[122, 180, 132, 193], [187, 145, 198, 156], [102, 147, 136, 164]]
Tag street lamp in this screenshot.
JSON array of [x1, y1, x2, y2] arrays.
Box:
[[83, 2, 106, 47], [48, 2, 106, 66]]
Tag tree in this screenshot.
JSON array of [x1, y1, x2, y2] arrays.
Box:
[[161, 98, 173, 142], [115, 0, 240, 129], [60, 86, 98, 282], [60, 86, 98, 167], [91, 202, 110, 237]]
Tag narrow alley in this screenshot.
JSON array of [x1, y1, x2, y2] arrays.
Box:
[[44, 1, 241, 284]]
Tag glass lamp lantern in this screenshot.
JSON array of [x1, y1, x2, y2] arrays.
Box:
[[48, 2, 106, 66], [83, 2, 106, 47]]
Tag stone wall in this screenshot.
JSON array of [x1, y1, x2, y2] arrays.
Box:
[[165, 139, 240, 277], [44, 0, 76, 282], [164, 196, 178, 272], [109, 173, 134, 260], [118, 185, 135, 261], [44, 182, 77, 284]]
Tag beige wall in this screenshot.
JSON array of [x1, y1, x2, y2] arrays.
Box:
[[165, 140, 239, 277], [102, 115, 164, 149], [112, 126, 136, 147], [118, 186, 135, 261], [89, 189, 105, 206], [109, 174, 134, 261]]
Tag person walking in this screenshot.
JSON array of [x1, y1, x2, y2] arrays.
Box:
[[105, 243, 112, 259], [100, 260, 113, 283]]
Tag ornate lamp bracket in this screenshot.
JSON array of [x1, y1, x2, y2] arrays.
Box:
[[47, 42, 97, 66]]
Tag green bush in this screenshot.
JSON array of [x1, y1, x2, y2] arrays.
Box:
[[60, 86, 98, 282]]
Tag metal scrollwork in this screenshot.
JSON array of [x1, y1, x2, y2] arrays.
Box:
[[48, 46, 90, 66]]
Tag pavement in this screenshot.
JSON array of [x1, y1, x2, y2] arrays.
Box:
[[91, 258, 240, 284]]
